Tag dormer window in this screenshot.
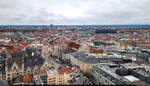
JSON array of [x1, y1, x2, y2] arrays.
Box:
[[13, 67, 16, 70]]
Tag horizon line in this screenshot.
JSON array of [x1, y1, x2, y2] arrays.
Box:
[[0, 24, 150, 26]]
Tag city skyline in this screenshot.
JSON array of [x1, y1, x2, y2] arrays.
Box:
[[0, 0, 150, 85], [0, 0, 150, 25]]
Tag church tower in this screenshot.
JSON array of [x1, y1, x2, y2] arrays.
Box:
[[41, 24, 54, 59], [41, 38, 50, 59]]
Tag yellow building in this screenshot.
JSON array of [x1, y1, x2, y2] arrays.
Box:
[[70, 52, 118, 73], [34, 66, 80, 85], [79, 60, 111, 73]]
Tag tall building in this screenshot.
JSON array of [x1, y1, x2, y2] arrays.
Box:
[[41, 40, 50, 59]]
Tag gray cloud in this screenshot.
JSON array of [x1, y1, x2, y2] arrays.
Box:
[[0, 0, 150, 25]]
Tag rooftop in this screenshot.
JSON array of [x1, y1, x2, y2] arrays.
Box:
[[23, 74, 33, 83], [92, 65, 125, 85], [71, 52, 129, 63], [124, 75, 139, 82], [58, 67, 78, 75], [46, 69, 58, 76], [132, 68, 150, 77], [91, 63, 149, 85]]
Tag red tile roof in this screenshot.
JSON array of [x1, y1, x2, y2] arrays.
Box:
[[67, 42, 80, 49], [23, 74, 33, 83], [136, 41, 150, 44], [0, 41, 6, 45], [7, 44, 28, 53], [50, 45, 54, 49], [90, 48, 103, 54], [120, 43, 131, 46], [56, 41, 63, 46], [58, 67, 79, 75]]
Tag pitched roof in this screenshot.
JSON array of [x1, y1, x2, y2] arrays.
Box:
[[67, 42, 80, 49], [6, 48, 45, 70], [58, 66, 79, 75], [58, 68, 74, 75], [23, 74, 33, 83]]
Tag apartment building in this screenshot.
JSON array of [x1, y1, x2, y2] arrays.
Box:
[[68, 52, 131, 73], [34, 66, 79, 85]]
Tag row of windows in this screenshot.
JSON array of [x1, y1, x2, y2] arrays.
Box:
[[0, 69, 42, 80], [0, 75, 5, 78], [49, 77, 56, 80], [49, 80, 56, 82]]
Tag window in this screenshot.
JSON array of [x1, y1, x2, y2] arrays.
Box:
[[59, 80, 63, 82], [34, 69, 37, 71], [49, 78, 54, 80], [17, 73, 19, 75], [7, 74, 10, 76], [43, 81, 46, 83], [99, 75, 101, 78], [49, 82, 55, 85], [49, 79, 56, 82], [105, 79, 108, 84], [42, 78, 46, 82], [59, 77, 63, 80], [13, 67, 16, 70], [7, 77, 10, 80], [49, 81, 55, 84], [2, 75, 5, 78]]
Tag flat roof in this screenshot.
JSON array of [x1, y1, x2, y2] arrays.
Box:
[[124, 75, 140, 82], [71, 52, 124, 63]]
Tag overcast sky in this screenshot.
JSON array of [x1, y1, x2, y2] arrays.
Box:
[[0, 0, 150, 25]]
